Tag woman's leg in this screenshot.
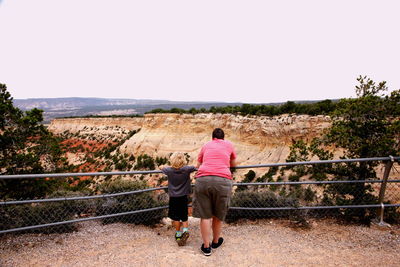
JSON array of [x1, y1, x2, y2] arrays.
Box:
[[200, 218, 212, 248], [211, 216, 222, 243]]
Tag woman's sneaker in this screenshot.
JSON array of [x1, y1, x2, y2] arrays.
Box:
[[201, 244, 212, 256], [211, 237, 224, 249], [177, 231, 189, 246]]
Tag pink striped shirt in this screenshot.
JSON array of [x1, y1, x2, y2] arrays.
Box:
[[196, 138, 237, 179]]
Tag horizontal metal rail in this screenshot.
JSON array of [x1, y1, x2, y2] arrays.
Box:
[[2, 180, 400, 206], [235, 179, 400, 186], [229, 203, 400, 211], [234, 156, 399, 169], [1, 156, 398, 179], [0, 186, 168, 205], [0, 170, 162, 180]]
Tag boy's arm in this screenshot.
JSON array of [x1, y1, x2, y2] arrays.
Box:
[[159, 165, 169, 175]]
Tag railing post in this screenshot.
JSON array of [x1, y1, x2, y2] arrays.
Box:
[[375, 157, 394, 227]]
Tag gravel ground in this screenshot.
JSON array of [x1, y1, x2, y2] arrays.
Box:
[[1, 218, 399, 267]]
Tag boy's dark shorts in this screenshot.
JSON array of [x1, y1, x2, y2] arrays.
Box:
[[193, 175, 233, 221], [168, 195, 188, 222]]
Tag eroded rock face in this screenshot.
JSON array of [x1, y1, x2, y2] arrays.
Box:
[[49, 113, 331, 166], [48, 117, 143, 141]]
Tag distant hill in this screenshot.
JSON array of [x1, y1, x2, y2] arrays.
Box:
[[14, 97, 185, 110], [13, 97, 244, 123], [14, 97, 332, 123]]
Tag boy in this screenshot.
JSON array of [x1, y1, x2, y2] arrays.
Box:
[[161, 152, 196, 246]]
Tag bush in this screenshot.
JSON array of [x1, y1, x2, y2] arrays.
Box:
[[236, 170, 256, 191], [0, 190, 92, 234], [134, 154, 155, 170], [155, 156, 168, 166], [96, 179, 166, 226], [226, 190, 302, 223]]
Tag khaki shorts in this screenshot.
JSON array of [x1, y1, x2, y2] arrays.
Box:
[[193, 176, 233, 221]]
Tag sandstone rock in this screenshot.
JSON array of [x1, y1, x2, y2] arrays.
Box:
[[49, 113, 332, 170]]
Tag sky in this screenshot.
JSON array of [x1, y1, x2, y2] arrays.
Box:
[[0, 1, 399, 103]]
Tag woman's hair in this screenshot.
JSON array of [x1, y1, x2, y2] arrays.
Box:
[[170, 152, 186, 169], [212, 128, 225, 139]]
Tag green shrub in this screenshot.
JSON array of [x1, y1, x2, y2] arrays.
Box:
[[115, 159, 128, 170], [134, 154, 155, 170], [96, 179, 166, 225], [0, 190, 92, 234], [236, 170, 256, 191], [226, 190, 301, 223], [155, 156, 168, 166], [303, 186, 316, 202]]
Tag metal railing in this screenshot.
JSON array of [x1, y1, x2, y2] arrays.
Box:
[[1, 156, 399, 234]]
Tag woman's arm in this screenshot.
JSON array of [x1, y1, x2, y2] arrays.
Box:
[[230, 159, 237, 168]]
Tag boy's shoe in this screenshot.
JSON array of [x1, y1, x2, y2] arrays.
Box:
[[175, 232, 182, 244], [177, 231, 189, 246], [211, 237, 224, 249], [201, 244, 212, 256]]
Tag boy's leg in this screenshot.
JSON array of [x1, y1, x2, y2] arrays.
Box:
[[174, 220, 183, 244], [178, 220, 190, 246], [180, 196, 189, 232], [177, 196, 190, 246], [182, 220, 188, 230], [173, 220, 182, 232]]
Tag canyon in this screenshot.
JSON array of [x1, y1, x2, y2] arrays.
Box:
[[49, 113, 332, 178]]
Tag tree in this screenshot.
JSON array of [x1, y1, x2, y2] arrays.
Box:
[[0, 83, 67, 199], [327, 76, 399, 221], [328, 76, 399, 158], [285, 76, 400, 222]]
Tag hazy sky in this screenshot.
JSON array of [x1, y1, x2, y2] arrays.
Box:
[[1, 1, 399, 103]]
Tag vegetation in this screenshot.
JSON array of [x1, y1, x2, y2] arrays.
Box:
[[283, 76, 400, 223], [0, 190, 91, 233], [96, 178, 167, 225], [134, 154, 156, 170], [0, 84, 70, 199], [236, 170, 256, 191], [226, 190, 301, 223], [147, 99, 337, 116], [62, 114, 143, 119]]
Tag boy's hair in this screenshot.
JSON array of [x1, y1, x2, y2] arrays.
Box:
[[170, 152, 186, 169], [212, 128, 224, 139]]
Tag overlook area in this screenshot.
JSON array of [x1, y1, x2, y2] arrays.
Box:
[[1, 219, 400, 267]]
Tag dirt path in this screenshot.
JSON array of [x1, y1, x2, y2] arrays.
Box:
[[1, 218, 399, 267]]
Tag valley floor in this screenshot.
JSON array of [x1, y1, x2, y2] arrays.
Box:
[[1, 218, 399, 267]]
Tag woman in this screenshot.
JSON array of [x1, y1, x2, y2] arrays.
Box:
[[193, 128, 237, 256]]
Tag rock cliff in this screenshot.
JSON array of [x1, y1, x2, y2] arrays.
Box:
[[49, 113, 332, 167]]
